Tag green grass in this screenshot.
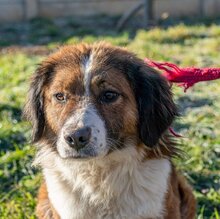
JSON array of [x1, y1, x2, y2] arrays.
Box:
[[0, 17, 220, 218]]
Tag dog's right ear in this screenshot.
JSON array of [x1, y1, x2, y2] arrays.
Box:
[[23, 61, 54, 143]]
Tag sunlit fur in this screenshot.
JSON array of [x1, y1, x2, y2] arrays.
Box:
[[24, 42, 196, 219]]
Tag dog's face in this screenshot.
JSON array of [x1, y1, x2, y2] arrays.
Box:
[[24, 43, 177, 159]]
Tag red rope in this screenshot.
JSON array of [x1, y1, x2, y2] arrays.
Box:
[[145, 58, 220, 92], [168, 127, 182, 138]]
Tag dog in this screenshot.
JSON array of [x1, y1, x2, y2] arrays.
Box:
[[24, 42, 196, 219]]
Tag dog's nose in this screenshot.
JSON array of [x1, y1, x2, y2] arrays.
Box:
[[64, 127, 91, 150]]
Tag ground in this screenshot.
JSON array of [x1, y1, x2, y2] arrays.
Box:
[[0, 16, 219, 219]]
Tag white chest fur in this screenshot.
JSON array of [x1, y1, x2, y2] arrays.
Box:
[[44, 148, 171, 219]]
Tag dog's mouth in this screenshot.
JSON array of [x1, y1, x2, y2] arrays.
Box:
[[59, 153, 97, 160], [63, 154, 93, 160]]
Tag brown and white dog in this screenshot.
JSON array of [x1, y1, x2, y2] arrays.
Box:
[[24, 42, 196, 219]]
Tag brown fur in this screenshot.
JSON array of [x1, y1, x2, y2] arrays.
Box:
[[36, 182, 60, 219], [24, 42, 196, 219], [164, 167, 196, 219]]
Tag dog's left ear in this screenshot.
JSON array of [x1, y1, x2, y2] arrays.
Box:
[[129, 64, 178, 147]]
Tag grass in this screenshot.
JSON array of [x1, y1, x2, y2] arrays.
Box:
[[0, 16, 220, 218]]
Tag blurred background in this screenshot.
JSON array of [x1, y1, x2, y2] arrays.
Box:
[[0, 0, 220, 218], [1, 0, 220, 23]]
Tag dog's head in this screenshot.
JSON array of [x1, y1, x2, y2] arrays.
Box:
[[24, 43, 177, 159]]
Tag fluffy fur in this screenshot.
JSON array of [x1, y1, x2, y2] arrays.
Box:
[[24, 42, 196, 219]]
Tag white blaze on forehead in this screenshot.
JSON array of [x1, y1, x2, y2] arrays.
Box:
[[82, 53, 93, 96]]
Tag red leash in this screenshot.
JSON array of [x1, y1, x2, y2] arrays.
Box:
[[145, 59, 220, 137]]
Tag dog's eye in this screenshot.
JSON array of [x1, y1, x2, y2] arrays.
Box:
[[54, 93, 66, 103], [100, 91, 119, 104]]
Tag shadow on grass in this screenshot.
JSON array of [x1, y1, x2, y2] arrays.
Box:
[[0, 15, 133, 48], [0, 131, 27, 152], [177, 96, 213, 114], [0, 103, 27, 151], [191, 172, 220, 192], [172, 96, 214, 131], [158, 16, 220, 28], [1, 15, 220, 48], [197, 196, 220, 218], [0, 103, 22, 122], [188, 171, 220, 217]]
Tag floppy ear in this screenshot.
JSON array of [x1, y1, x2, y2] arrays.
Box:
[[23, 62, 54, 142], [131, 64, 178, 147]]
